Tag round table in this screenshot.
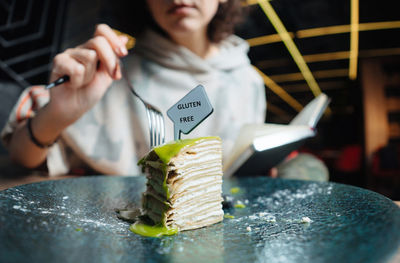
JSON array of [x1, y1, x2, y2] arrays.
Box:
[[0, 176, 399, 263]]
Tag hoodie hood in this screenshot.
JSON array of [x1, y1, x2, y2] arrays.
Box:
[[133, 30, 251, 73]]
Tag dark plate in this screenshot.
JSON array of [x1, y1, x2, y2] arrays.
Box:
[[0, 176, 399, 263]]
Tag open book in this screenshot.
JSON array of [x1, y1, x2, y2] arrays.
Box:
[[223, 93, 330, 176]]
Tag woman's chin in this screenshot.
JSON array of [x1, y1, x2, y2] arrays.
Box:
[[167, 19, 205, 36]]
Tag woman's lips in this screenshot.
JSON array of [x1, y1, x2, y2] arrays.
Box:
[[168, 4, 196, 15]]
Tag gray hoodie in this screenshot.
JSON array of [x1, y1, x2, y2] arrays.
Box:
[[2, 30, 266, 176]]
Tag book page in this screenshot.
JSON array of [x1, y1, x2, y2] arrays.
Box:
[[223, 123, 293, 172]]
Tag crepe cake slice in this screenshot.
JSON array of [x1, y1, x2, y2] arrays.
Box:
[[131, 136, 224, 237]]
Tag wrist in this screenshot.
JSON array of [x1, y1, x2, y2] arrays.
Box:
[[28, 104, 71, 146], [27, 117, 59, 148]]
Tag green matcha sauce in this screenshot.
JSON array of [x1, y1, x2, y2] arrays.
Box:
[[130, 222, 178, 237], [154, 136, 218, 164]]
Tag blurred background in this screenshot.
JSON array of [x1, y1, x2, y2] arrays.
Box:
[[0, 0, 399, 198]]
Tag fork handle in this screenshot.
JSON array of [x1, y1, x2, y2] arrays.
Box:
[[45, 75, 70, 90]]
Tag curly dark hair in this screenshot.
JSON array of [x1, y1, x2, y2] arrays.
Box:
[[103, 0, 245, 43]]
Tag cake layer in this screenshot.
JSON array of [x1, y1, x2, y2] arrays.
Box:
[[169, 212, 224, 231], [138, 137, 224, 232], [143, 186, 223, 228]]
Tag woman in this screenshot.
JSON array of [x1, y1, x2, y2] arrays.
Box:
[[2, 0, 266, 176]]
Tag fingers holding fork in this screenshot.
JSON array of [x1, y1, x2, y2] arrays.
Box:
[[47, 24, 129, 90]]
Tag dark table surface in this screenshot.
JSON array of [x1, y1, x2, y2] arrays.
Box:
[[1, 175, 399, 263]]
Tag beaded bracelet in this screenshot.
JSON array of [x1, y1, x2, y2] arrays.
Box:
[[26, 118, 58, 148]]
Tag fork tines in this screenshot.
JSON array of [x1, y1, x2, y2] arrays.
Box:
[[146, 105, 165, 148]]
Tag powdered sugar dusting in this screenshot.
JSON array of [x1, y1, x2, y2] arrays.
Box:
[[6, 190, 130, 234], [13, 205, 30, 213], [225, 183, 330, 234], [254, 183, 332, 209]]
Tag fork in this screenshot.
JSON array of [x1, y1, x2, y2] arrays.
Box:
[[119, 61, 165, 148]]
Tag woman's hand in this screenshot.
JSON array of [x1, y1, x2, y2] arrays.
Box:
[[8, 24, 129, 169], [48, 24, 128, 126]]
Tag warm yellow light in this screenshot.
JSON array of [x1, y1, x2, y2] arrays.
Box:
[[247, 33, 290, 46], [255, 48, 400, 70], [296, 25, 351, 38], [257, 0, 322, 97], [297, 21, 400, 38], [303, 51, 350, 63], [270, 69, 349, 83], [349, 0, 359, 80], [359, 21, 400, 31], [360, 47, 400, 57], [248, 21, 400, 46], [254, 67, 303, 112]]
